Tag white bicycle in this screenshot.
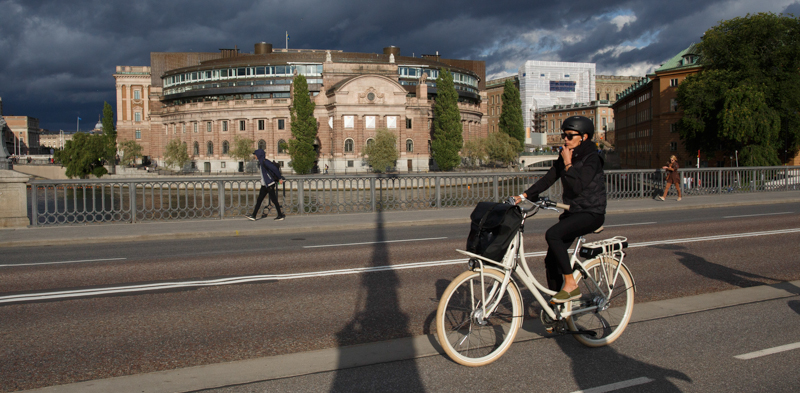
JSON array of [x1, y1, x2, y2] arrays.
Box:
[[436, 198, 636, 366]]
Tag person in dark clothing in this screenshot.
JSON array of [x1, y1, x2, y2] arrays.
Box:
[[513, 116, 606, 303], [247, 149, 286, 221]]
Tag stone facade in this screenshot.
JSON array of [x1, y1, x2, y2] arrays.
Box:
[[2, 116, 40, 156], [534, 101, 614, 147], [595, 75, 639, 103], [115, 45, 486, 173]]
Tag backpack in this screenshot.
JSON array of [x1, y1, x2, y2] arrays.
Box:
[[466, 202, 523, 263]]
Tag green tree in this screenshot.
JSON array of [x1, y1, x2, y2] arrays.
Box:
[[677, 13, 800, 166], [119, 139, 143, 166], [461, 138, 486, 168], [54, 133, 109, 178], [484, 132, 521, 167], [102, 102, 117, 172], [288, 74, 318, 174], [431, 69, 463, 171], [363, 128, 399, 173], [498, 79, 525, 151], [162, 139, 190, 171], [230, 136, 255, 163]]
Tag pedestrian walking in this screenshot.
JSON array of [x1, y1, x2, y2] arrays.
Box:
[[246, 149, 286, 221], [658, 155, 682, 201]]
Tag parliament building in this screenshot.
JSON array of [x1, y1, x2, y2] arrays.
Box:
[[114, 43, 486, 173]]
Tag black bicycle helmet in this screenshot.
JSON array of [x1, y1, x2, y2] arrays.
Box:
[[561, 116, 595, 140]]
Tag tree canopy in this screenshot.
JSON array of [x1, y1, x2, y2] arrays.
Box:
[[431, 69, 463, 171], [363, 128, 399, 173], [288, 74, 318, 174], [498, 79, 525, 151], [677, 12, 800, 166], [230, 136, 255, 164], [162, 139, 190, 170], [460, 139, 486, 168], [484, 132, 521, 167], [119, 139, 143, 166], [55, 133, 108, 178]]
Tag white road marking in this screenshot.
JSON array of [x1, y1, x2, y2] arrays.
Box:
[[0, 257, 127, 268], [723, 212, 793, 219], [3, 228, 799, 304], [734, 342, 800, 360], [571, 377, 654, 393], [604, 222, 657, 227], [303, 237, 447, 248]]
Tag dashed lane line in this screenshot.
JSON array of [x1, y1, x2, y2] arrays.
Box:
[[734, 342, 800, 360], [0, 257, 127, 268], [303, 237, 447, 248], [570, 377, 655, 393]]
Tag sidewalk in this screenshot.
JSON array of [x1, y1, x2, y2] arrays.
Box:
[[2, 191, 799, 248]]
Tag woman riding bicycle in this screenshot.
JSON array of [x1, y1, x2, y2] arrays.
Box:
[[513, 116, 606, 303]]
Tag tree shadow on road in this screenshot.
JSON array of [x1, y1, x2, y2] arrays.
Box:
[[654, 244, 780, 288], [330, 209, 425, 393], [555, 335, 692, 392]]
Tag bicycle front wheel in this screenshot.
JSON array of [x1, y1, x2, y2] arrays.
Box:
[[567, 256, 635, 347], [436, 269, 522, 366]]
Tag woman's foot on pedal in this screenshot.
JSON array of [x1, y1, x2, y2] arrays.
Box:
[[550, 287, 581, 304]]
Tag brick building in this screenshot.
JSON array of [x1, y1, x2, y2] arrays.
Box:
[[115, 44, 486, 173]]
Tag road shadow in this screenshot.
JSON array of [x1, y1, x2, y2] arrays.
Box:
[[556, 335, 691, 392], [653, 244, 779, 288], [330, 209, 425, 392]]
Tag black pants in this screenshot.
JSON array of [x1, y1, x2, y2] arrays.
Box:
[[544, 211, 604, 291], [252, 184, 282, 217]]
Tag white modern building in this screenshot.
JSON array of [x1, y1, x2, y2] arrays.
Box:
[[519, 60, 596, 144]]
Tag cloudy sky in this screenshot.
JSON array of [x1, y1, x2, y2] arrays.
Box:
[[1, 0, 798, 132]]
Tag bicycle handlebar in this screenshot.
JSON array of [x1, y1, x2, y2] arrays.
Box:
[[508, 196, 570, 213]]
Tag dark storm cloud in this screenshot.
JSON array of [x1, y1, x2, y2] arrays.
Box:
[[0, 0, 796, 131]]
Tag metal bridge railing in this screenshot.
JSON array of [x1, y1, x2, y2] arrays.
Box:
[[26, 166, 800, 226]]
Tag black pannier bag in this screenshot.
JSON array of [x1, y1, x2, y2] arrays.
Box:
[[466, 202, 523, 263]]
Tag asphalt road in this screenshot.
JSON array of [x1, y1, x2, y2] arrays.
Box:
[[2, 203, 800, 392]]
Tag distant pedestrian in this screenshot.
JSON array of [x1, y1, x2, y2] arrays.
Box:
[[246, 149, 285, 221], [325, 164, 329, 174], [658, 155, 682, 201]]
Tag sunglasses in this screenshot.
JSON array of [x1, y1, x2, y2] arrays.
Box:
[[561, 132, 581, 140]]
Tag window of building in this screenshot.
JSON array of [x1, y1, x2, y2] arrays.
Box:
[[222, 140, 229, 155], [347, 160, 354, 167], [221, 162, 226, 168], [207, 141, 214, 155], [365, 116, 376, 129], [366, 138, 374, 147], [239, 120, 246, 131], [193, 142, 199, 155], [406, 139, 414, 152], [277, 139, 287, 153], [344, 116, 354, 129], [670, 123, 678, 133], [344, 138, 354, 153], [193, 123, 198, 133], [670, 142, 677, 151], [222, 121, 228, 132], [258, 120, 265, 130], [406, 118, 412, 129], [278, 119, 285, 130], [207, 122, 212, 132], [670, 78, 679, 87], [134, 112, 141, 122], [670, 98, 679, 112], [258, 139, 266, 150], [134, 90, 141, 100], [135, 129, 141, 139]]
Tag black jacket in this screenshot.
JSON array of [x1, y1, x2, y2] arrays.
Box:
[[524, 140, 606, 214]]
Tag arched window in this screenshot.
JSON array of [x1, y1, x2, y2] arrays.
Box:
[[258, 139, 266, 150], [277, 139, 287, 153], [207, 141, 214, 156], [406, 139, 414, 153], [193, 141, 199, 156], [344, 138, 354, 153], [222, 140, 230, 155], [366, 138, 374, 147]]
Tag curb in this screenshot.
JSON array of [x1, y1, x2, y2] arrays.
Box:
[[20, 280, 800, 393]]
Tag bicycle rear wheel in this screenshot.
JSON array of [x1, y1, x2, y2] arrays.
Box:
[[436, 269, 522, 366], [567, 256, 634, 347]]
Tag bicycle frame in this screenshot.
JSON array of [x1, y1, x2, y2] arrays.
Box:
[[456, 206, 634, 324]]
